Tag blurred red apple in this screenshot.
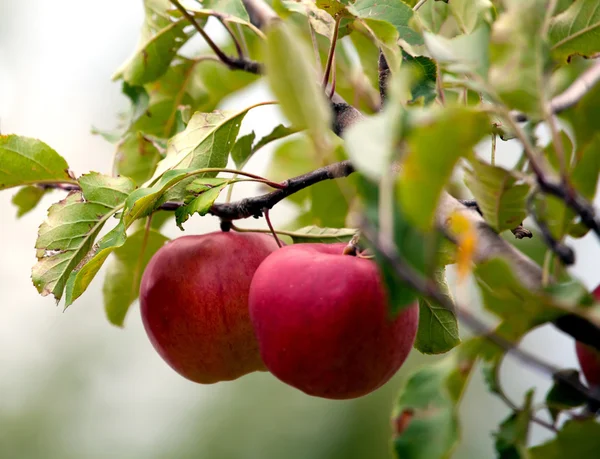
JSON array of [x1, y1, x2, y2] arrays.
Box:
[[575, 341, 600, 388], [575, 285, 600, 388], [140, 231, 280, 383], [249, 243, 419, 399]]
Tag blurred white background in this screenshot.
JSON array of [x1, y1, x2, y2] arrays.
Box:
[[1, 1, 599, 458]]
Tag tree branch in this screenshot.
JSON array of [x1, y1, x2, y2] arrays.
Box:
[[378, 50, 390, 103], [205, 161, 355, 220], [241, 0, 279, 28], [170, 0, 262, 74]]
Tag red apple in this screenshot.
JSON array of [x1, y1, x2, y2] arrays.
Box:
[[249, 243, 419, 399], [140, 231, 280, 384], [575, 341, 600, 388], [575, 285, 600, 388]]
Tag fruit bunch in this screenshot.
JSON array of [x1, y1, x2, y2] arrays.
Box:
[[140, 231, 419, 399]]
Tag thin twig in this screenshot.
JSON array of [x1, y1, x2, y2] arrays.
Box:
[[328, 55, 337, 99], [322, 14, 342, 88], [413, 0, 429, 11], [378, 50, 390, 104], [219, 17, 244, 58], [170, 0, 262, 74], [263, 208, 282, 247], [526, 193, 575, 266], [436, 64, 446, 105], [235, 23, 250, 57]]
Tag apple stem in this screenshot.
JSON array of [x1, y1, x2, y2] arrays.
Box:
[[263, 208, 283, 248], [342, 233, 361, 256], [220, 220, 233, 232]]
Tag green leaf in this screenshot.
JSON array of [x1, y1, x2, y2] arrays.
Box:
[[123, 82, 150, 126], [287, 225, 356, 243], [489, 0, 548, 117], [11, 186, 48, 217], [265, 135, 318, 205], [231, 125, 298, 169], [309, 179, 350, 227], [231, 132, 256, 169], [52, 174, 136, 305], [415, 269, 460, 355], [358, 18, 401, 72], [174, 178, 230, 229], [474, 258, 563, 335], [571, 132, 600, 200], [123, 169, 194, 225], [290, 225, 355, 243], [397, 107, 489, 230], [353, 0, 423, 45], [114, 19, 193, 85], [392, 347, 476, 459], [464, 159, 531, 233], [202, 0, 249, 20], [343, 101, 402, 181], [32, 194, 118, 301], [0, 135, 72, 190], [153, 108, 253, 180], [549, 0, 600, 63], [315, 0, 357, 18], [78, 172, 136, 208], [544, 130, 574, 174], [188, 5, 261, 34], [349, 31, 380, 89], [423, 25, 490, 78], [264, 21, 332, 142], [494, 390, 534, 459], [403, 53, 437, 104], [529, 419, 600, 458], [416, 0, 450, 34], [114, 132, 163, 186], [357, 176, 424, 313], [545, 369, 587, 423], [253, 124, 298, 154], [449, 0, 493, 34], [103, 228, 169, 326], [282, 0, 337, 39], [63, 221, 128, 306]]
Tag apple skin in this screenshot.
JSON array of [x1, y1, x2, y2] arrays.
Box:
[[248, 243, 419, 400], [575, 341, 600, 388], [140, 231, 280, 384], [575, 285, 600, 388]]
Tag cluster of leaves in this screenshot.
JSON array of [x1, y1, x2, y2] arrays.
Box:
[[2, 0, 600, 457]]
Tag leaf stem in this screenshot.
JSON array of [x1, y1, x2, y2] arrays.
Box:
[[219, 17, 244, 58], [413, 0, 429, 11], [263, 208, 282, 247], [169, 0, 262, 74]]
